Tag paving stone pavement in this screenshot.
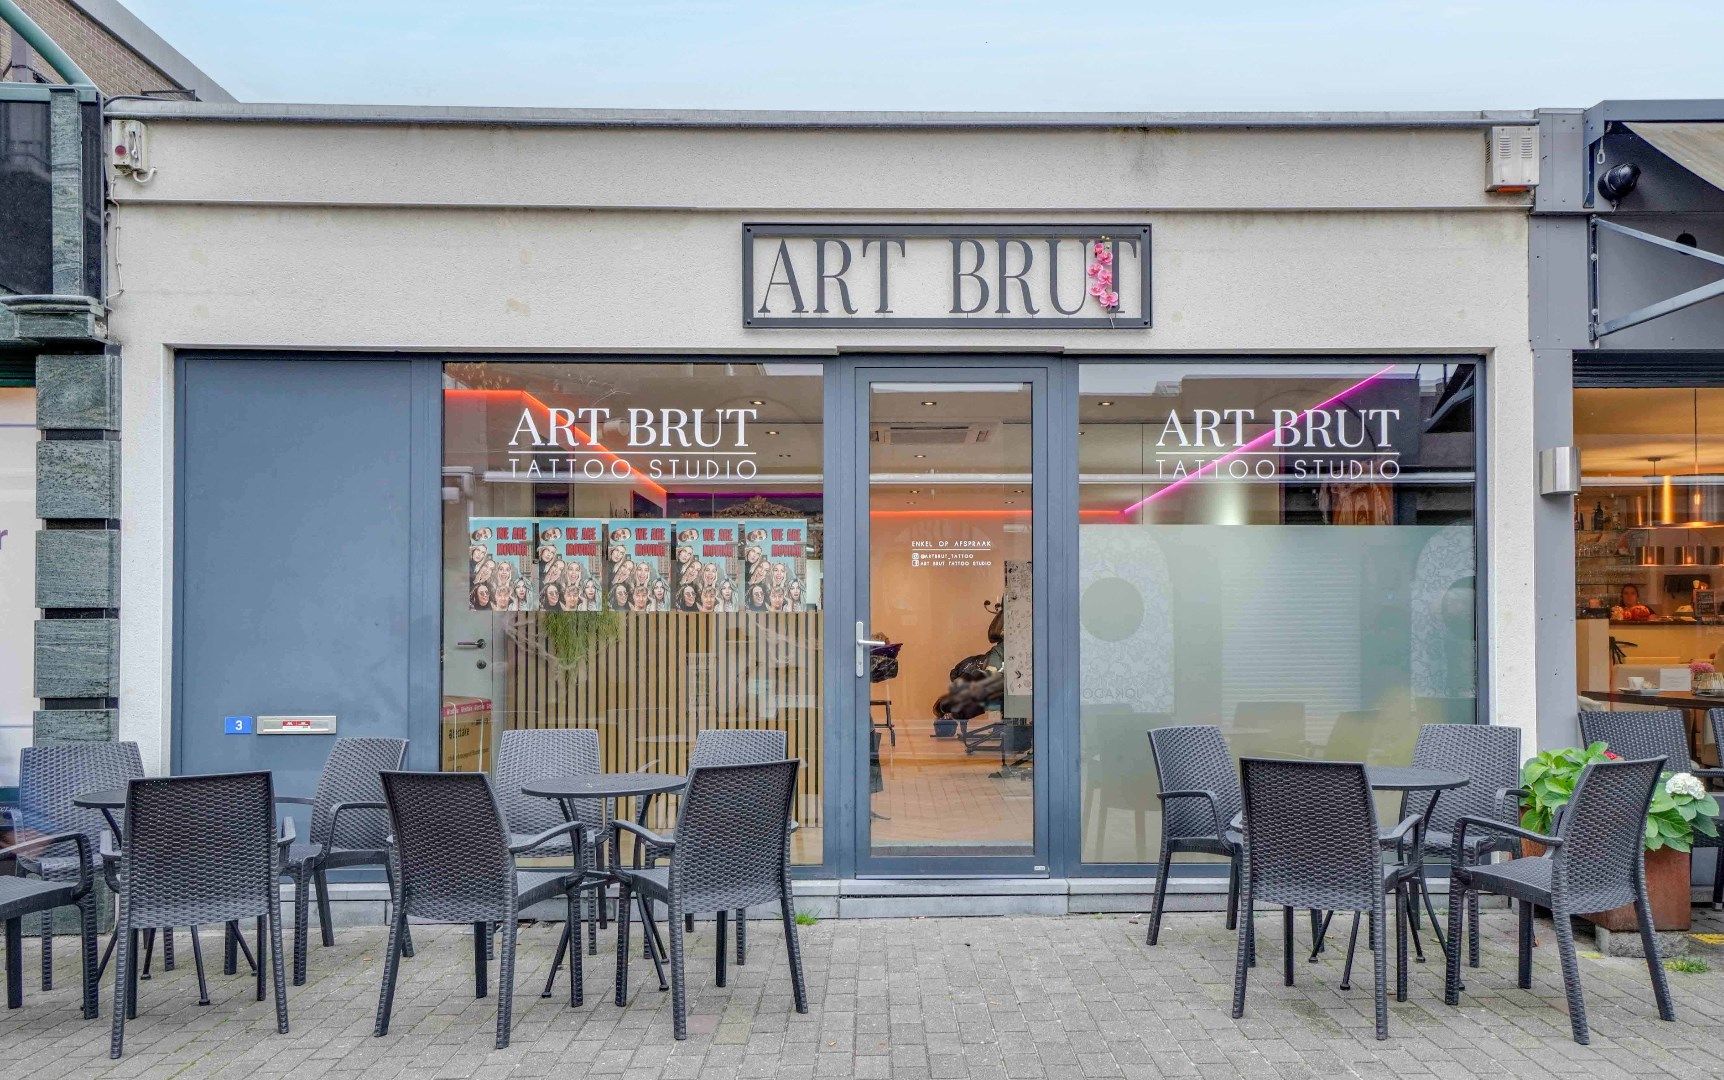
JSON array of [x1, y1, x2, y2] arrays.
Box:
[[2, 906, 1723, 1080]]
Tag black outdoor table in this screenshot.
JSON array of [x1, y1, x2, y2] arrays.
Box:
[[1308, 765, 1470, 963], [72, 786, 127, 838], [522, 772, 687, 997]]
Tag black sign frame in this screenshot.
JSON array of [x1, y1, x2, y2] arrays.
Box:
[[742, 223, 1152, 330]]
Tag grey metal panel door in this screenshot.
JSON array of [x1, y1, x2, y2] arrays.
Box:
[[175, 356, 439, 802]]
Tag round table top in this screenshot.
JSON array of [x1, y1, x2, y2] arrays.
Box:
[[522, 772, 685, 800], [1365, 765, 1469, 792], [73, 787, 128, 810]]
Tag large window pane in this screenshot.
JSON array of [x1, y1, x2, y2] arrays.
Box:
[[442, 361, 824, 863], [1574, 386, 1724, 767], [1078, 361, 1478, 863]]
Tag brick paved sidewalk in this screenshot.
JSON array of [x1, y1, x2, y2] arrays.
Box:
[[2, 907, 1722, 1080]]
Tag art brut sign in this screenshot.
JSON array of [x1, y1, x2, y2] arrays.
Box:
[[1153, 405, 1408, 481], [507, 405, 759, 480], [743, 224, 1151, 329]]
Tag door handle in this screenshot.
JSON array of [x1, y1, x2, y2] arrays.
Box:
[[855, 621, 887, 678], [455, 638, 487, 650]]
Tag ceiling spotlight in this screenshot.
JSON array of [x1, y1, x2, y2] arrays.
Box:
[[749, 399, 766, 406], [1098, 400, 1115, 407], [921, 400, 938, 406], [766, 429, 780, 436], [914, 453, 926, 459]]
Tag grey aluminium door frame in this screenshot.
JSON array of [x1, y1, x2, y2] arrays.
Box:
[[841, 358, 1056, 878]]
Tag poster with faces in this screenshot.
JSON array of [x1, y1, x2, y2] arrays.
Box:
[[740, 519, 813, 612], [533, 519, 605, 611], [467, 517, 536, 611], [673, 520, 742, 612], [604, 520, 673, 612]]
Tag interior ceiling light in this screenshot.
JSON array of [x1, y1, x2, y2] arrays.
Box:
[[921, 400, 938, 406], [1098, 400, 1115, 406], [766, 429, 780, 436], [749, 399, 766, 406]]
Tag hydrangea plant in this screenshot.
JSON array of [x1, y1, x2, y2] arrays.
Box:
[[1520, 741, 1720, 852]]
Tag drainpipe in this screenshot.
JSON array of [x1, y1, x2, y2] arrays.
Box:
[[0, 0, 96, 87]]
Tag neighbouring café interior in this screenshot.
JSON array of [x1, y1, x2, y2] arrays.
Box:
[[1575, 386, 1724, 766]]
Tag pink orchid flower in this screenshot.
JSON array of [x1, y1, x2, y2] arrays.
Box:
[[1094, 267, 1113, 287], [1088, 282, 1106, 297], [1095, 247, 1113, 265], [1103, 290, 1120, 308], [1087, 262, 1102, 278]]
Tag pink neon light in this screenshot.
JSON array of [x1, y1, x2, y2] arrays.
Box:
[[1119, 364, 1401, 517]]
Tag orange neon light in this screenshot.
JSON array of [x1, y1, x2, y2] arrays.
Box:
[[445, 388, 668, 502]]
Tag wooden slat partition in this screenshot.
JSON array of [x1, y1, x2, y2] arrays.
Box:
[[504, 612, 825, 850]]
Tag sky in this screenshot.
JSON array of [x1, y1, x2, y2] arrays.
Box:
[[127, 0, 1724, 112]]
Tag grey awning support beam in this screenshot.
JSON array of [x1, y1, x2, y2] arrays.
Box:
[[1591, 217, 1724, 339]]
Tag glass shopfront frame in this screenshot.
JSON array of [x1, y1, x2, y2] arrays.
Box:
[[176, 350, 1488, 884]]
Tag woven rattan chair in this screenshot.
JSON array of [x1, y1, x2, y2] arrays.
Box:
[[1706, 708, 1724, 907], [643, 729, 790, 966], [1579, 709, 1721, 908], [1405, 724, 1523, 964], [10, 742, 142, 991], [1444, 755, 1674, 1044], [372, 771, 586, 1049], [0, 826, 98, 1017], [276, 737, 408, 985], [612, 758, 807, 1041], [1231, 758, 1420, 1041], [1144, 725, 1245, 946], [105, 772, 291, 1059], [493, 728, 611, 994]]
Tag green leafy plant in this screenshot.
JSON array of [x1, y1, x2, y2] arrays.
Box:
[[793, 910, 819, 927], [538, 609, 621, 669], [1520, 742, 1720, 852], [1520, 742, 1614, 835], [1666, 956, 1710, 974], [1647, 771, 1721, 853]]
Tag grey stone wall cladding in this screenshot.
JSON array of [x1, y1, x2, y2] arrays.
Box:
[[34, 352, 119, 430], [36, 529, 117, 608], [30, 708, 116, 744], [33, 618, 118, 698], [35, 440, 118, 519]]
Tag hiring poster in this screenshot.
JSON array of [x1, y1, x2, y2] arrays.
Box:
[[673, 519, 742, 612], [467, 517, 536, 611], [604, 520, 674, 611], [534, 518, 606, 611], [740, 519, 813, 612]]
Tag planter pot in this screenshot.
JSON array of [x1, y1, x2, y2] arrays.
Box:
[[1584, 847, 1692, 933]]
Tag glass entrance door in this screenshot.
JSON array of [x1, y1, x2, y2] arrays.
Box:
[[854, 369, 1046, 874]]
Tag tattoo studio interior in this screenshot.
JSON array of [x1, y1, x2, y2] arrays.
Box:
[[107, 105, 1536, 911]]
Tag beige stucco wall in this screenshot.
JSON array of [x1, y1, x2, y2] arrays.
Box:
[[103, 114, 1537, 774]]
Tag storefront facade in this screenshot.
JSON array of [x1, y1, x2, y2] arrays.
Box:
[[105, 104, 1538, 911]]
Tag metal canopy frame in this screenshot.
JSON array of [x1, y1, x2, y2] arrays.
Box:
[[1589, 217, 1724, 340]]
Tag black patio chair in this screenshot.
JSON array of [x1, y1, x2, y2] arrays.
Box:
[[642, 729, 790, 967], [1444, 754, 1674, 1045], [1328, 724, 1523, 968], [105, 772, 291, 1059], [612, 758, 807, 1041], [10, 742, 142, 991], [1144, 725, 1244, 946], [1231, 758, 1420, 1041], [491, 728, 609, 991], [1707, 708, 1724, 907], [372, 771, 585, 1049], [276, 736, 409, 985], [0, 828, 98, 1017], [1579, 708, 1721, 907]]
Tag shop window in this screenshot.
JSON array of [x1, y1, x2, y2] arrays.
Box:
[[442, 361, 824, 863], [1077, 361, 1478, 864], [1574, 386, 1724, 767]]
